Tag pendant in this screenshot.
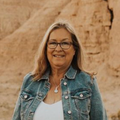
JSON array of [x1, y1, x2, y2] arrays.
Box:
[[54, 87, 58, 93]]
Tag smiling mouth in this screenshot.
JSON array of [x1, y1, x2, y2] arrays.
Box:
[[53, 55, 65, 58]]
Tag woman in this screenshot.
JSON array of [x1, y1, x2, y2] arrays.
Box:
[[12, 20, 107, 120]]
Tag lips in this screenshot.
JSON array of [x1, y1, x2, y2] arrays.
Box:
[[53, 55, 65, 58]]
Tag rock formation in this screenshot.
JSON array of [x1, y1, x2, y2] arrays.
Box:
[[0, 0, 120, 119]]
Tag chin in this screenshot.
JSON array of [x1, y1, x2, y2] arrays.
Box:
[[53, 63, 65, 68]]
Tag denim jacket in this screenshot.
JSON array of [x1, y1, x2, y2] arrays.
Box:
[[12, 66, 107, 120]]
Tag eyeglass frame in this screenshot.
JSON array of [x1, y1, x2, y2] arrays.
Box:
[[47, 41, 74, 50]]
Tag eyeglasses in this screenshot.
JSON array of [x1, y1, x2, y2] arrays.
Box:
[[47, 41, 73, 50]]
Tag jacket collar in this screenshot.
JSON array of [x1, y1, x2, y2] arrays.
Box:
[[38, 70, 50, 81], [38, 65, 77, 81], [64, 66, 77, 80]]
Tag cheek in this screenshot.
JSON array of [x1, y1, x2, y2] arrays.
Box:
[[47, 48, 51, 56], [47, 49, 53, 60], [70, 49, 75, 57], [67, 49, 75, 60]]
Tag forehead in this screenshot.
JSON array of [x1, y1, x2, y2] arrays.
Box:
[[49, 28, 72, 40]]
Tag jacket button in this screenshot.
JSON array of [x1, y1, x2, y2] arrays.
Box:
[[80, 94, 83, 97], [30, 112, 34, 115], [65, 96, 69, 99], [24, 95, 28, 99], [64, 82, 67, 86], [38, 93, 43, 97], [68, 110, 72, 114]]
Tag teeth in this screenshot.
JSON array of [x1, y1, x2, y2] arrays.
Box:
[[54, 55, 64, 57]]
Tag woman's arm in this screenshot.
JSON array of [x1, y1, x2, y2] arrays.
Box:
[[12, 73, 32, 120], [90, 77, 108, 120]]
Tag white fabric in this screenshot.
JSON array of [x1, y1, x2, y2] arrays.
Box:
[[33, 100, 64, 120]]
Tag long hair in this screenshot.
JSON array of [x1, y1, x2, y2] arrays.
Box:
[[32, 20, 91, 80]]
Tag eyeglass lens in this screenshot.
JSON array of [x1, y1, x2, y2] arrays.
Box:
[[48, 42, 72, 49]]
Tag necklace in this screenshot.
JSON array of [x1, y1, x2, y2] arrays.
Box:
[[52, 79, 61, 93], [54, 84, 60, 93], [50, 75, 62, 93]]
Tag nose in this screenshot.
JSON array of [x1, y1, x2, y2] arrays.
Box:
[[55, 43, 62, 51]]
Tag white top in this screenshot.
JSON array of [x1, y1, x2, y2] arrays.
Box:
[[33, 100, 64, 120]]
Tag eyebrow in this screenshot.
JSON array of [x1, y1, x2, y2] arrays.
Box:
[[49, 38, 69, 41]]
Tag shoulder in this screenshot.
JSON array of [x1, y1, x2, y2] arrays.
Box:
[[77, 70, 91, 80], [23, 73, 33, 81], [21, 73, 34, 90], [76, 70, 94, 85]]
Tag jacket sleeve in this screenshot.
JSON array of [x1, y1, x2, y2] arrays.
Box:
[[12, 73, 32, 120], [90, 77, 108, 120]]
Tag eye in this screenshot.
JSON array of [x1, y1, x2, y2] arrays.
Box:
[[61, 42, 70, 45], [49, 42, 57, 45], [48, 42, 57, 48]]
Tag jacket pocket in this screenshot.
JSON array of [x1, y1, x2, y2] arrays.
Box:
[[20, 90, 34, 116], [71, 88, 91, 114]]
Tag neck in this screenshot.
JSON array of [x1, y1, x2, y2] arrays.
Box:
[[50, 66, 69, 78], [50, 66, 69, 85]]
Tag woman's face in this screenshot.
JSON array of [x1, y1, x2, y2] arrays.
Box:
[[47, 28, 75, 69]]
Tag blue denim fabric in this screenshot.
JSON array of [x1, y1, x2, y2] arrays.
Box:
[[12, 66, 108, 120]]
